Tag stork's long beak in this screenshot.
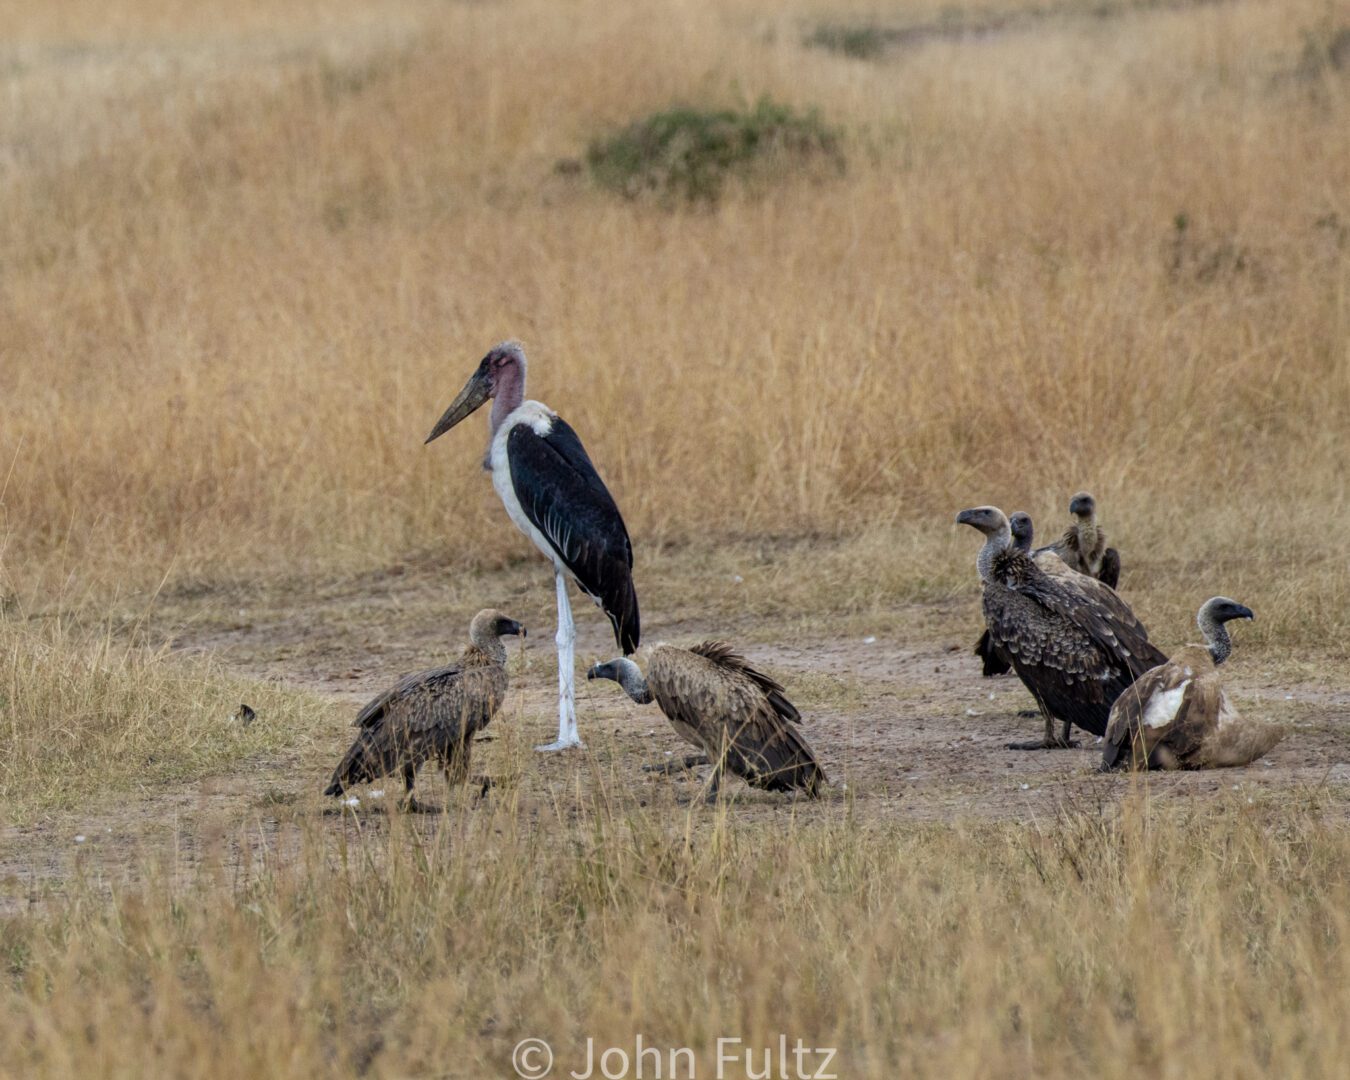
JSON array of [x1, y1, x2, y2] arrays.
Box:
[[425, 360, 492, 444]]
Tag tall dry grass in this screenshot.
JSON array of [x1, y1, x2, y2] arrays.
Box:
[[0, 609, 331, 819], [2, 792, 1348, 1078], [0, 0, 1345, 646]]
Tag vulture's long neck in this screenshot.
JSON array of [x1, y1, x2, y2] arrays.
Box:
[[611, 658, 654, 704], [467, 628, 508, 666], [1076, 514, 1100, 558], [1197, 608, 1233, 666], [977, 523, 1013, 583]]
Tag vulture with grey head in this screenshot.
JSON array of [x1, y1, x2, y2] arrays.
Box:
[[957, 506, 1167, 749], [1037, 491, 1121, 588], [1101, 597, 1282, 770], [324, 608, 525, 811], [588, 642, 826, 800]]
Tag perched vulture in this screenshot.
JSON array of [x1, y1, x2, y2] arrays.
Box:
[[1101, 597, 1281, 770], [1037, 491, 1121, 589], [588, 642, 826, 800], [324, 609, 525, 811], [957, 506, 1167, 749]]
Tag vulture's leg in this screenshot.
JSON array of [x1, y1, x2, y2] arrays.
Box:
[[399, 763, 436, 813], [703, 761, 725, 804], [1007, 703, 1080, 750], [472, 775, 497, 797], [537, 568, 582, 752], [643, 754, 711, 775]]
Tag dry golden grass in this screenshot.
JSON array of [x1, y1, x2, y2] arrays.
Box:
[[3, 793, 1349, 1078], [0, 0, 1346, 641], [0, 611, 331, 819], [2, 1, 1349, 1075]]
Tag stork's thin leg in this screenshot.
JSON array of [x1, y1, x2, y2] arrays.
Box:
[[537, 568, 582, 752]]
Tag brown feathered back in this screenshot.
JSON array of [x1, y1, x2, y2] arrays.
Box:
[[983, 547, 1167, 737], [646, 643, 824, 795], [325, 645, 508, 796], [1102, 645, 1284, 770]]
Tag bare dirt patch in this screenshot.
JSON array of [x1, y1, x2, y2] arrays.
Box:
[[4, 562, 1346, 913]]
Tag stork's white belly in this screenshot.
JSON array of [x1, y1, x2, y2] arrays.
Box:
[[489, 401, 567, 575]]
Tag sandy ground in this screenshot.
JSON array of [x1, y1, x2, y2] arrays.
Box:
[[4, 563, 1348, 913]]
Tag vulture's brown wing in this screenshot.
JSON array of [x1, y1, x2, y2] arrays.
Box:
[[353, 664, 464, 729], [1102, 661, 1216, 769], [689, 641, 801, 724], [1098, 547, 1121, 590], [649, 646, 824, 795]]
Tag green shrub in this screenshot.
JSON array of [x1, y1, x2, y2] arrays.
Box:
[[586, 99, 844, 203], [804, 22, 890, 60]]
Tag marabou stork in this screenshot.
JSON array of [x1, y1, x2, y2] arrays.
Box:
[[425, 341, 639, 751]]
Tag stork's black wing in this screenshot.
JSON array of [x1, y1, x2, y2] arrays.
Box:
[[507, 417, 640, 653]]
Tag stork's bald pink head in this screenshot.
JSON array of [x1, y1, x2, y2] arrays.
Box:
[[425, 339, 529, 445]]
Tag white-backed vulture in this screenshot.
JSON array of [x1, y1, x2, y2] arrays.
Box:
[[1101, 597, 1282, 770], [957, 506, 1168, 750], [324, 609, 525, 811], [975, 511, 1034, 677], [587, 642, 826, 800], [1037, 491, 1121, 588]]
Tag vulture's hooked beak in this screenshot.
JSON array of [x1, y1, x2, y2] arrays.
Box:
[[955, 508, 980, 528], [502, 619, 527, 638], [586, 661, 616, 682], [425, 360, 492, 444], [1234, 605, 1255, 622]]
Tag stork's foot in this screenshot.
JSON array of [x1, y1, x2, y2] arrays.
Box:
[[643, 754, 710, 775], [1006, 736, 1081, 750], [399, 795, 442, 814], [536, 737, 585, 753]]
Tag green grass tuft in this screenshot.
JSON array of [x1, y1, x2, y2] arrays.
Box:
[[586, 98, 844, 203]]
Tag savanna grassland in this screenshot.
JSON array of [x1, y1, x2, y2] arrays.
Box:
[[1, 0, 1349, 1076]]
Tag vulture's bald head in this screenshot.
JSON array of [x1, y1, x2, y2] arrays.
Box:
[[1069, 492, 1097, 518], [1199, 596, 1254, 626], [956, 506, 1010, 537]]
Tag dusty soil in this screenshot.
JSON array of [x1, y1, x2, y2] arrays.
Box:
[[4, 563, 1348, 913]]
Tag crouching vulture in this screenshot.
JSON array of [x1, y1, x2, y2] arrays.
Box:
[[324, 608, 525, 811], [957, 506, 1167, 750], [588, 642, 826, 800], [1101, 597, 1283, 770]]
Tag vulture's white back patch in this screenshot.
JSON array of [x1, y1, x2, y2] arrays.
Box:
[[1143, 681, 1190, 729]]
